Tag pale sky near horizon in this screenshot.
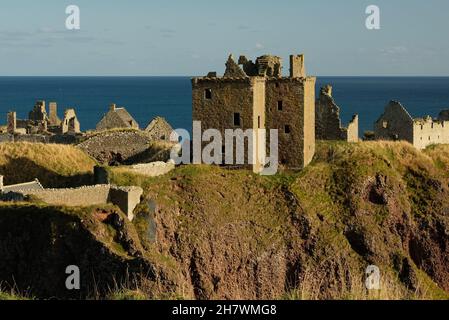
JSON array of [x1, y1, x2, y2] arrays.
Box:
[[0, 0, 448, 76]]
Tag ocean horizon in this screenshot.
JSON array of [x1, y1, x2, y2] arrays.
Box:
[[1, 76, 449, 136]]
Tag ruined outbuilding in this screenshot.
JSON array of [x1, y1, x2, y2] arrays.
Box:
[[374, 101, 449, 149], [315, 85, 359, 142], [6, 100, 81, 135], [144, 116, 175, 141], [192, 53, 316, 171], [96, 104, 139, 131]]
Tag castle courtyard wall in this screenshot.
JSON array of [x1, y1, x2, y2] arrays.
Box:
[[412, 120, 449, 149]]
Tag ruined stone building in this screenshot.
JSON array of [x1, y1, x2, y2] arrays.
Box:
[[374, 101, 449, 149], [6, 100, 80, 135], [145, 116, 175, 141], [96, 104, 139, 131], [315, 85, 359, 142], [192, 53, 316, 171]]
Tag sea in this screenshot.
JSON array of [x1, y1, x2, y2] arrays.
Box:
[[1, 76, 449, 136]]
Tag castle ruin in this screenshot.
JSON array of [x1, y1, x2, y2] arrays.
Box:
[[374, 101, 449, 149], [192, 53, 316, 171], [315, 85, 359, 142], [6, 100, 80, 135]]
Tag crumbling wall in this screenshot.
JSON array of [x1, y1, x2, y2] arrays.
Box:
[[346, 115, 359, 143], [61, 109, 80, 134], [144, 116, 175, 141], [374, 101, 415, 143], [78, 130, 158, 165], [289, 54, 305, 78], [315, 85, 358, 142], [412, 117, 449, 149]]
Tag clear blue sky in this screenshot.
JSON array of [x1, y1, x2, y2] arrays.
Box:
[[0, 0, 448, 76]]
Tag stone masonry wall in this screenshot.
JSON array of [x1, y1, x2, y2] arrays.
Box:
[[265, 78, 307, 168], [412, 118, 449, 149], [14, 184, 143, 221], [22, 185, 111, 207], [192, 77, 257, 167], [315, 85, 358, 143], [374, 101, 414, 143], [78, 131, 152, 165], [346, 115, 359, 143]]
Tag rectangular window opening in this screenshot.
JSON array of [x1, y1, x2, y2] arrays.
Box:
[[205, 88, 212, 100], [285, 125, 291, 134], [277, 100, 283, 111], [233, 113, 241, 126]]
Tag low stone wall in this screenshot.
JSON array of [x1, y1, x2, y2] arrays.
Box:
[[5, 184, 143, 221], [23, 185, 111, 207], [128, 161, 175, 177]]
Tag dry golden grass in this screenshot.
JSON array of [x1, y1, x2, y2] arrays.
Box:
[[0, 142, 96, 187]]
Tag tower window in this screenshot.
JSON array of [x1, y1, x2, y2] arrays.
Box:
[[285, 125, 291, 134], [277, 100, 283, 111], [258, 116, 261, 128], [233, 113, 241, 126], [205, 88, 212, 99]]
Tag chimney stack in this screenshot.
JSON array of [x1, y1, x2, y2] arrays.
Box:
[[109, 103, 117, 112], [289, 54, 306, 78]]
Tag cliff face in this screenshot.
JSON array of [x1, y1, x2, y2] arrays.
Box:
[[1, 141, 449, 299]]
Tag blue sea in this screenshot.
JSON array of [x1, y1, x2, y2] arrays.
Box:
[[1, 77, 449, 135]]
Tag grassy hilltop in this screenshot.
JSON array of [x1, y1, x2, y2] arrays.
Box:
[[0, 142, 96, 187], [1, 141, 449, 300]]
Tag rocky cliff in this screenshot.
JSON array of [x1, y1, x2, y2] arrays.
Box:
[[1, 141, 449, 300]]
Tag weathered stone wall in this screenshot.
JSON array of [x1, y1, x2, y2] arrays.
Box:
[[109, 186, 143, 220], [22, 185, 111, 207], [0, 134, 14, 143], [11, 184, 143, 221], [144, 117, 175, 141], [374, 101, 414, 143], [265, 78, 314, 168], [303, 77, 316, 166], [374, 101, 449, 149], [78, 130, 153, 165], [192, 77, 257, 167], [315, 85, 358, 143], [346, 115, 359, 143], [412, 118, 449, 149]]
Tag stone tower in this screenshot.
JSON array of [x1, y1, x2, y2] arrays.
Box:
[[192, 53, 316, 171], [48, 102, 61, 126], [7, 111, 16, 134]]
